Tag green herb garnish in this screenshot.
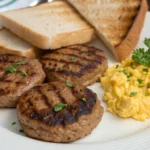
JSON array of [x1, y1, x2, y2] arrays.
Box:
[[19, 129, 24, 133], [116, 65, 119, 68], [81, 98, 86, 102], [12, 122, 16, 125], [137, 79, 143, 84], [13, 61, 26, 65], [5, 61, 26, 74], [21, 70, 27, 77], [119, 69, 132, 78], [66, 80, 73, 88], [144, 38, 150, 48], [54, 103, 67, 112], [130, 92, 137, 97], [132, 38, 150, 66], [130, 62, 136, 69], [138, 85, 144, 88], [143, 68, 148, 72], [5, 66, 18, 73], [70, 56, 76, 60], [80, 89, 84, 92]]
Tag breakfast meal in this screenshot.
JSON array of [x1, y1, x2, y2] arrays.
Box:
[[0, 0, 149, 144], [17, 82, 103, 142], [0, 29, 40, 58], [0, 54, 45, 107], [101, 39, 150, 121], [0, 1, 94, 49], [40, 44, 108, 86], [66, 0, 148, 61]]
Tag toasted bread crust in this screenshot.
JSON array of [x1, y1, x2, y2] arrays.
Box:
[[67, 0, 147, 61], [115, 0, 148, 61], [17, 82, 103, 142]]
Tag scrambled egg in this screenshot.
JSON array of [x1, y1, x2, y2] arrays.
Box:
[[101, 58, 150, 121]]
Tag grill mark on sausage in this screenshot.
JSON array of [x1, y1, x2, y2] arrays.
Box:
[[52, 85, 66, 104], [59, 45, 104, 55], [41, 58, 85, 67], [42, 52, 104, 64], [48, 63, 99, 77], [16, 81, 26, 86], [21, 83, 97, 126], [41, 46, 105, 77], [35, 86, 52, 107]]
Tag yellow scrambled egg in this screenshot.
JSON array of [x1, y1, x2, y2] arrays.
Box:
[[101, 58, 150, 121]]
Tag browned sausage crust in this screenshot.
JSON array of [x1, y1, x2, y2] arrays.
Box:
[[0, 54, 45, 107], [40, 45, 108, 86], [17, 82, 103, 143]]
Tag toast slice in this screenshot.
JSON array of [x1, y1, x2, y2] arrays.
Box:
[[66, 0, 148, 61], [0, 1, 94, 50], [0, 29, 40, 58]]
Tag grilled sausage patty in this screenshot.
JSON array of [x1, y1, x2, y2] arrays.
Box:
[[17, 82, 103, 143], [40, 45, 108, 86], [0, 54, 45, 107]]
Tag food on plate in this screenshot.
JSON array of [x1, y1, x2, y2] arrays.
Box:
[[132, 38, 150, 66], [0, 29, 40, 58], [66, 0, 148, 61], [0, 54, 45, 107], [0, 1, 94, 49], [17, 81, 103, 143], [101, 38, 150, 121], [40, 44, 108, 86]]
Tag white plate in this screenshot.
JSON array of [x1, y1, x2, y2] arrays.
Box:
[[0, 0, 40, 12], [0, 12, 150, 150]]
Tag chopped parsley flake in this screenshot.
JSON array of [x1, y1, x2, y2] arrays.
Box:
[[54, 103, 67, 112], [12, 122, 16, 125], [70, 56, 76, 60], [130, 92, 137, 97], [80, 89, 84, 92], [119, 69, 132, 78], [116, 65, 119, 68], [19, 129, 24, 133], [143, 68, 148, 72], [5, 61, 26, 74], [66, 80, 73, 88], [5, 66, 18, 73], [137, 79, 143, 84], [81, 98, 86, 102], [13, 61, 26, 65], [21, 70, 27, 77], [138, 85, 144, 88]]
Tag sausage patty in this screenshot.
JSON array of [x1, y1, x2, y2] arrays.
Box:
[[40, 45, 108, 86], [17, 81, 103, 143], [0, 54, 45, 107]]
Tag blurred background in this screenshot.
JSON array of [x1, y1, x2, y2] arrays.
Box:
[[0, 0, 149, 12], [0, 0, 52, 12]]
